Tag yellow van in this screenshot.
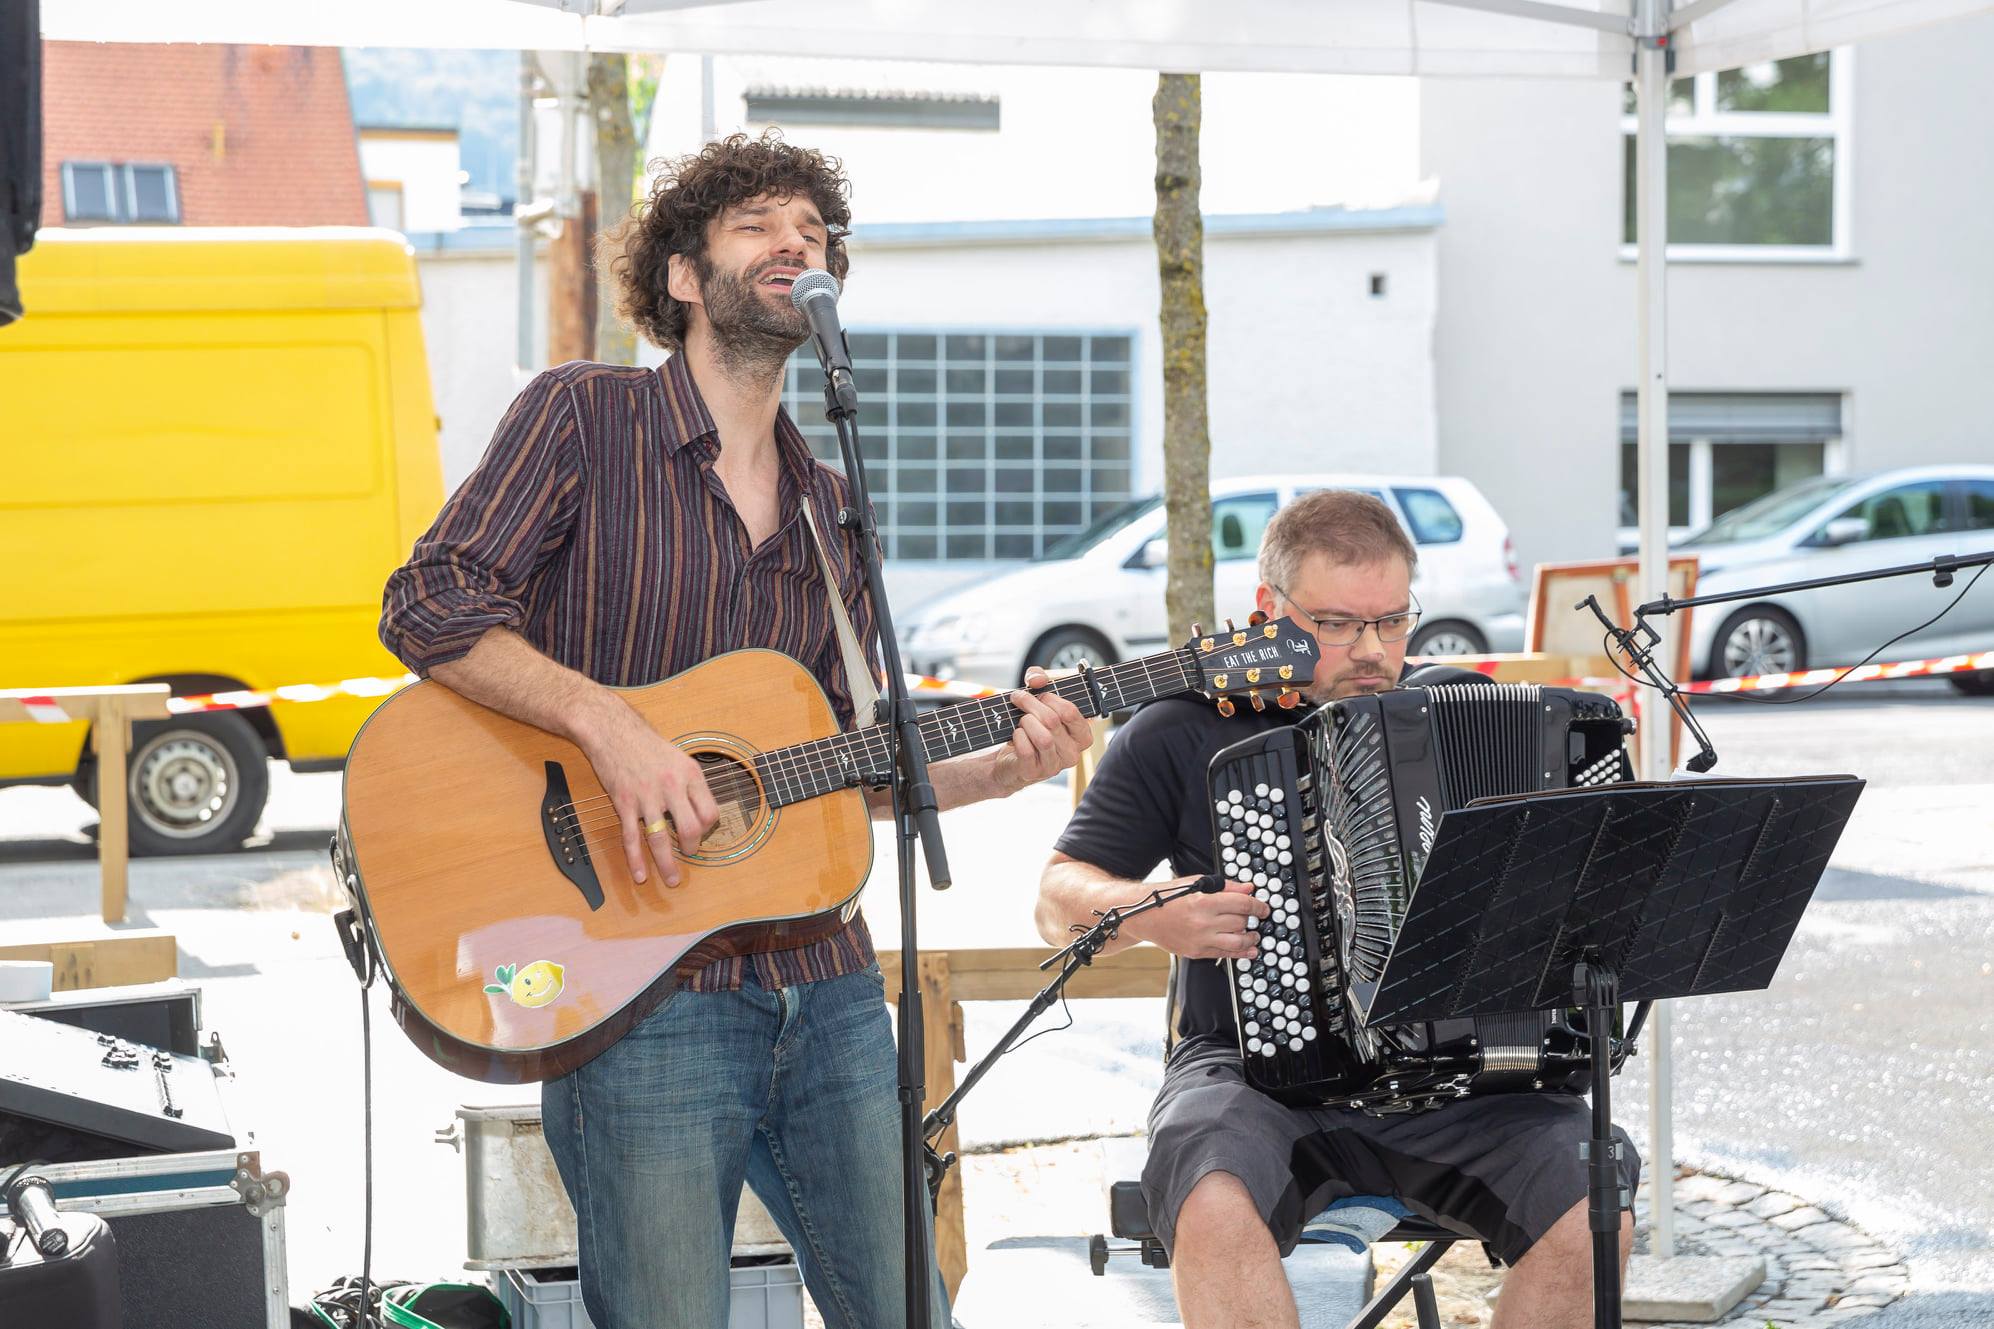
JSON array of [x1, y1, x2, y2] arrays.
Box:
[[1, 228, 443, 854]]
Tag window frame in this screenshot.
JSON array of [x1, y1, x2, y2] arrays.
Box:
[[61, 161, 181, 224], [1618, 49, 1854, 263]]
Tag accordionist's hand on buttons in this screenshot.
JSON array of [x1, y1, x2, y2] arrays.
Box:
[[1130, 876, 1269, 960]]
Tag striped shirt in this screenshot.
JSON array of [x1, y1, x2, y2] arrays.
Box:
[[380, 354, 878, 991]]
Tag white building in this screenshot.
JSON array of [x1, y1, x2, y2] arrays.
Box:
[[415, 27, 1994, 591], [358, 126, 467, 234], [640, 60, 1439, 598], [1425, 15, 1994, 570]]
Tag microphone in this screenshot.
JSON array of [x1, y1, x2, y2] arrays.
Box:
[[1191, 873, 1225, 894], [788, 268, 858, 414]]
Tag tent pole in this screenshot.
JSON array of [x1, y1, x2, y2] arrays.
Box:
[[1633, 0, 1677, 1263], [517, 51, 538, 375]]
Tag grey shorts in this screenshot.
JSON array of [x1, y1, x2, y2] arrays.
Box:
[[1142, 1038, 1641, 1267]]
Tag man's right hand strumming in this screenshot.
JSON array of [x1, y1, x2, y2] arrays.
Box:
[[579, 699, 720, 888], [425, 627, 720, 888]]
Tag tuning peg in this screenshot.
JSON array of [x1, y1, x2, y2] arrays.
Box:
[[1248, 610, 1268, 627], [1224, 618, 1236, 632], [1189, 622, 1204, 639], [1263, 622, 1279, 639], [1215, 697, 1235, 718], [1247, 691, 1265, 712], [1278, 689, 1302, 709]]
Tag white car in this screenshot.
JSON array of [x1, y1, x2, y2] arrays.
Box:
[[899, 474, 1526, 687], [1681, 464, 1994, 691]]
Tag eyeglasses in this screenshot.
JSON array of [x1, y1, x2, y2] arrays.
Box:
[[1271, 586, 1422, 647]]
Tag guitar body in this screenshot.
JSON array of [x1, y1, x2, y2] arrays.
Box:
[[341, 649, 871, 1083]]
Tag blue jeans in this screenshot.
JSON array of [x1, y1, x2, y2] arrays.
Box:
[[541, 962, 949, 1329]]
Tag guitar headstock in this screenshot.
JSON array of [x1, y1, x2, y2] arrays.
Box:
[[1182, 612, 1318, 717]]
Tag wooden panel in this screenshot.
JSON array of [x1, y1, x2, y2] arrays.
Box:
[[0, 930, 178, 991], [918, 955, 968, 1300], [876, 946, 1170, 1003]]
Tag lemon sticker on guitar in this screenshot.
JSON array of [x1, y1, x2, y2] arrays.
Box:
[[485, 961, 565, 1008]]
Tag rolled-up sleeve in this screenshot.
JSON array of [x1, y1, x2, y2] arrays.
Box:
[[380, 370, 584, 676]]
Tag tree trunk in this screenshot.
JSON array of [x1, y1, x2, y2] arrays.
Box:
[[588, 51, 637, 366], [1152, 72, 1214, 641]]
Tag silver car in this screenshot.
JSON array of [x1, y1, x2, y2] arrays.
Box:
[[899, 474, 1527, 687], [1681, 465, 1994, 695]]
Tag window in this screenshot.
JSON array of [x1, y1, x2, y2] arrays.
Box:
[[1620, 51, 1848, 256], [1618, 392, 1843, 535], [1213, 494, 1278, 562], [62, 162, 180, 224], [1393, 488, 1464, 545], [782, 331, 1137, 561], [367, 182, 405, 231], [1818, 483, 1949, 543], [1962, 482, 1994, 532]]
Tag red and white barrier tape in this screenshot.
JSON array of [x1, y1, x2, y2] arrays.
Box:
[[6, 671, 1000, 723], [1681, 649, 1993, 695]]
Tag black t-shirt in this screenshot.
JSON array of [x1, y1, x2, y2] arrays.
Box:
[[1053, 695, 1307, 1050]]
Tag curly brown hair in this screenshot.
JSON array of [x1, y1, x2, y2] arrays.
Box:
[[599, 130, 852, 353]]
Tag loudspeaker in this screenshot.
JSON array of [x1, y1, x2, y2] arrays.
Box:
[[0, 0, 44, 325]]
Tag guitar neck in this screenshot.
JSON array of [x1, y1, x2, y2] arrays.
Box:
[[755, 649, 1202, 809]]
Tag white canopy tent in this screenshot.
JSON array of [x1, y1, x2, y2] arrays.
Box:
[[42, 0, 1994, 1260]]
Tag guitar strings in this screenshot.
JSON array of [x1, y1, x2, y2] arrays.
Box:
[[546, 650, 1206, 830]]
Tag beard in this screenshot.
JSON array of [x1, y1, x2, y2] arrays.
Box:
[[693, 254, 812, 390]]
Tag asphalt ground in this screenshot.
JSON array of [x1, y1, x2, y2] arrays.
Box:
[[1, 677, 1987, 1323]]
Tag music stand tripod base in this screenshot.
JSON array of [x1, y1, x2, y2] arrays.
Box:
[[1361, 774, 1864, 1329]]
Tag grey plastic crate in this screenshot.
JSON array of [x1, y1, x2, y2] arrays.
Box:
[[497, 1259, 805, 1329]]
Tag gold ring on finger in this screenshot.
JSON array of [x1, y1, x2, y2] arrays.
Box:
[[645, 817, 669, 835]]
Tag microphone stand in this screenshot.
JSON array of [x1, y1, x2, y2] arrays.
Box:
[[816, 364, 952, 1329], [920, 877, 1225, 1199], [1580, 546, 1994, 775]]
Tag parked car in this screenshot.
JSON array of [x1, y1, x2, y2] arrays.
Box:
[[1679, 465, 1994, 694], [898, 475, 1526, 687]]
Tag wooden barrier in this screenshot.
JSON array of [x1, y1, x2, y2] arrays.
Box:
[[0, 684, 172, 923], [0, 927, 179, 990], [876, 945, 1171, 1298]]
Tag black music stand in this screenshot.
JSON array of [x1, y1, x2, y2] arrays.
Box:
[[1360, 774, 1865, 1329]]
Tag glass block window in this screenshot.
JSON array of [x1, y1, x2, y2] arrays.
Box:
[[783, 331, 1137, 561]]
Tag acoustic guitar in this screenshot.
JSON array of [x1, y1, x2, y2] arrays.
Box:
[[337, 616, 1320, 1083]]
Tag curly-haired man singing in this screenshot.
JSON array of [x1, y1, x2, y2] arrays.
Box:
[[380, 132, 1092, 1328]]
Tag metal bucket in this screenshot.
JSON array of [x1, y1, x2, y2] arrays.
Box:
[[440, 1104, 790, 1270]]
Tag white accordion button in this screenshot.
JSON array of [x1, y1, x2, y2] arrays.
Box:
[[1270, 788, 1285, 803], [1302, 1026, 1317, 1041]]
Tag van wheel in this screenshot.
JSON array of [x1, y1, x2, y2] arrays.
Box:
[[1409, 621, 1488, 657], [1950, 669, 1994, 697], [1027, 627, 1117, 682], [79, 713, 271, 856]]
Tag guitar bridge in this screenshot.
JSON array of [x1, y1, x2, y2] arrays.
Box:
[[542, 761, 605, 910]]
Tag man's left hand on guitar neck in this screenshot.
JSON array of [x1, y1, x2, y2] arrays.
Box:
[[865, 665, 1095, 816]]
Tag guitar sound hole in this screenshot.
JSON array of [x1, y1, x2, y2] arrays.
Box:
[[692, 751, 763, 852]]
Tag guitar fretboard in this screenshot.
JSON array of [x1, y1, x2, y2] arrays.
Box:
[[751, 649, 1202, 809]]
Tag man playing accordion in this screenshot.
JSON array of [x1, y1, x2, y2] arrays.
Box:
[[1035, 489, 1638, 1329]]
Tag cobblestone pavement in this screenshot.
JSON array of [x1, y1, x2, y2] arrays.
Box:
[[1632, 1169, 1911, 1327]]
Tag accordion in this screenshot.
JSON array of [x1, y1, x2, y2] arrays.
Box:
[[1208, 681, 1635, 1113]]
